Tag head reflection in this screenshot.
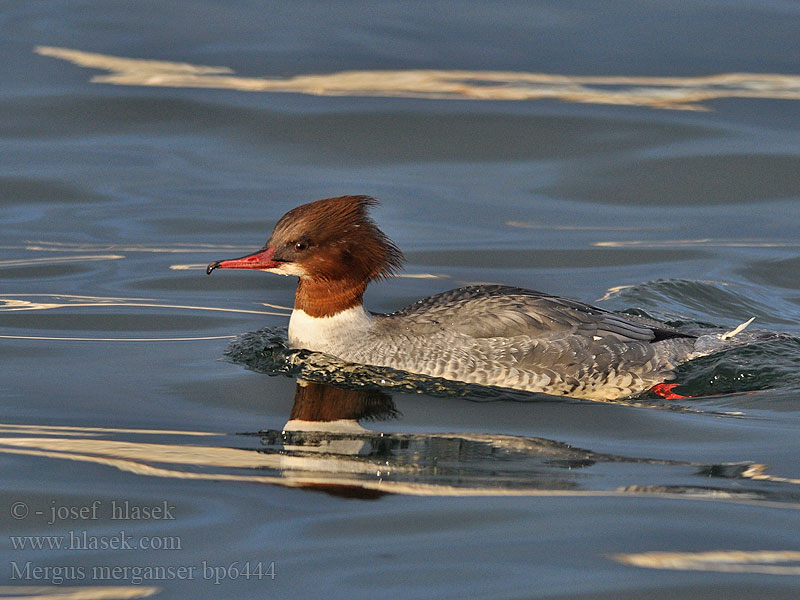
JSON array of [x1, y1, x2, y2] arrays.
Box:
[[287, 380, 399, 424], [258, 381, 596, 496]]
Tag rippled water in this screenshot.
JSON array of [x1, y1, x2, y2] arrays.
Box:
[[2, 2, 800, 599]]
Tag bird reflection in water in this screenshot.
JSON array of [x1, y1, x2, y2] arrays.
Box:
[[0, 382, 789, 501], [253, 381, 762, 499]]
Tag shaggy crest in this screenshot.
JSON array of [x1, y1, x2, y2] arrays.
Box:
[[269, 195, 405, 283]]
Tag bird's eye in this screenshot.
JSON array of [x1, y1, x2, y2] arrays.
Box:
[[294, 240, 309, 251]]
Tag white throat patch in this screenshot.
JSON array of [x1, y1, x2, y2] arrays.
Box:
[[288, 305, 374, 354]]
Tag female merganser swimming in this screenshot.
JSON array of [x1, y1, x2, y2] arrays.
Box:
[[207, 195, 734, 401]]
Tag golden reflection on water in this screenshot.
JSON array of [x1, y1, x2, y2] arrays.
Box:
[[3, 379, 800, 580], [0, 424, 217, 437], [0, 429, 759, 498], [1, 395, 799, 498], [612, 550, 800, 575], [35, 46, 800, 111], [0, 586, 159, 599]]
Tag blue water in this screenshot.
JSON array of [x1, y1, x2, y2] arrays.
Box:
[[2, 2, 800, 598]]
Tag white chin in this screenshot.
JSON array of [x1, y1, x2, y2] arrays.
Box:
[[263, 263, 307, 277]]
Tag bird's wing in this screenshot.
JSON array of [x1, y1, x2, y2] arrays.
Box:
[[383, 285, 686, 343]]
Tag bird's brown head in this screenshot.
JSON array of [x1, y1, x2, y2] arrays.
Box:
[[207, 195, 405, 316]]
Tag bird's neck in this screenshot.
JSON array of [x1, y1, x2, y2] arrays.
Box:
[[288, 282, 374, 353], [294, 279, 367, 318]]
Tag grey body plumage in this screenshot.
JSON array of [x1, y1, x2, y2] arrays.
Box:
[[316, 285, 704, 400]]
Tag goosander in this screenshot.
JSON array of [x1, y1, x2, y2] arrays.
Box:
[[207, 195, 730, 401]]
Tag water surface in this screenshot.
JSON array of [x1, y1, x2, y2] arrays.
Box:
[[2, 2, 800, 598]]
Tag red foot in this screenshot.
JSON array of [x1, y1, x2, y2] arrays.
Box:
[[650, 382, 689, 400]]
